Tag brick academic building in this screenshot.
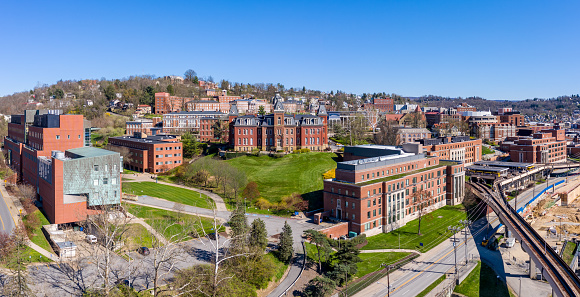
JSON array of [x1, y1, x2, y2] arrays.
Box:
[[321, 144, 466, 237], [108, 133, 183, 173], [228, 100, 329, 152], [501, 129, 566, 163]]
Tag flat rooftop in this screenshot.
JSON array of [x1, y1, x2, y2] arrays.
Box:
[[466, 165, 509, 172], [66, 147, 118, 159], [474, 161, 533, 169], [109, 134, 180, 144]]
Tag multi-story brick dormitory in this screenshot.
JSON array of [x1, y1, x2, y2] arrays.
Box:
[[501, 129, 566, 163], [320, 144, 465, 237], [228, 99, 329, 152], [417, 136, 482, 166], [108, 133, 183, 173]]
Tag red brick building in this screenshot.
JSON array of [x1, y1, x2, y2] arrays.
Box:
[[154, 92, 188, 114], [456, 103, 476, 113], [321, 144, 465, 237], [502, 129, 566, 163], [365, 98, 394, 112], [4, 110, 89, 188], [108, 133, 183, 173], [229, 100, 329, 152], [419, 136, 482, 165]]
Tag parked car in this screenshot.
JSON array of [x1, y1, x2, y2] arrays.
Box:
[[137, 247, 150, 255], [86, 235, 97, 244]]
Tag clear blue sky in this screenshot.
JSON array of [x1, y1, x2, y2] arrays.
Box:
[[1, 0, 578, 100]]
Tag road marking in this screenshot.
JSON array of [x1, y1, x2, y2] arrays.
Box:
[[0, 211, 4, 230]]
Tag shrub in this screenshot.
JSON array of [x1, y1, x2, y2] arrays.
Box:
[[255, 197, 274, 210], [322, 168, 335, 179], [23, 212, 40, 238]]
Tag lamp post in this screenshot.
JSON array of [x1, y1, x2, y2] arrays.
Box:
[[459, 219, 472, 265], [448, 225, 461, 284]]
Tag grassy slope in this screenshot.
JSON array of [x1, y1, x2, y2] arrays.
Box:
[[563, 241, 577, 266], [122, 182, 214, 209], [124, 223, 154, 250], [26, 210, 54, 253], [362, 205, 467, 252], [264, 252, 290, 282], [355, 252, 411, 278], [125, 204, 218, 240], [227, 152, 336, 204], [454, 261, 511, 297]]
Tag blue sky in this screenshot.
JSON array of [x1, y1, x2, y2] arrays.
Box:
[[0, 0, 578, 100]]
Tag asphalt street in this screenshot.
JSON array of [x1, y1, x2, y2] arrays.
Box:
[[0, 187, 15, 235], [357, 177, 566, 297]]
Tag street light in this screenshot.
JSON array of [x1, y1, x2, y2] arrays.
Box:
[[459, 219, 472, 265], [380, 263, 394, 297], [448, 225, 461, 284]]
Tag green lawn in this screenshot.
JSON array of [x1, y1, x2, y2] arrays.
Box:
[[227, 152, 337, 207], [355, 252, 411, 278], [122, 182, 214, 209], [124, 223, 154, 251], [417, 275, 446, 297], [482, 146, 495, 155], [26, 246, 53, 263], [125, 204, 219, 241], [563, 242, 577, 266], [25, 210, 54, 254], [454, 261, 511, 297], [362, 205, 467, 252]]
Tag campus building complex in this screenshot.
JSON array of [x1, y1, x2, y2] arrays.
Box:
[[321, 144, 466, 236], [4, 110, 122, 225], [108, 133, 183, 173], [501, 129, 566, 163]]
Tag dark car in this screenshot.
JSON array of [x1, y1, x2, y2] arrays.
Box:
[[137, 246, 150, 255]]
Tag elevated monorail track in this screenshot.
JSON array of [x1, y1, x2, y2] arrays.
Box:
[[470, 182, 580, 297]]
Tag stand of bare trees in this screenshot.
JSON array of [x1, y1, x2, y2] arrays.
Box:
[[373, 119, 400, 146]]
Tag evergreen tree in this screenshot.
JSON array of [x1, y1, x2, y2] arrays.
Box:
[[278, 221, 294, 263], [228, 203, 248, 252], [249, 218, 268, 251], [166, 84, 175, 95], [303, 276, 336, 297], [258, 105, 266, 116], [331, 241, 361, 284]]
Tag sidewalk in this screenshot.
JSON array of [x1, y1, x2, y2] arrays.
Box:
[[360, 248, 422, 254], [126, 213, 169, 245], [123, 173, 228, 212], [1, 184, 59, 260]]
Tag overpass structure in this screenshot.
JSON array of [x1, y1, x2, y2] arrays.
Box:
[[470, 182, 580, 297]]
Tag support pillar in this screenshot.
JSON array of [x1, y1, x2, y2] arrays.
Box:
[[529, 255, 537, 279]]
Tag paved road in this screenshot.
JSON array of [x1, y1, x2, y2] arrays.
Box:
[[0, 186, 15, 235], [357, 177, 566, 297], [23, 194, 319, 296]]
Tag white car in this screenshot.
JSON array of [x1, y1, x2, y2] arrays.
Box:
[[86, 235, 97, 244]]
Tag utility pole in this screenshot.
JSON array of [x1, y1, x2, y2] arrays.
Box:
[[556, 215, 567, 242], [460, 219, 472, 265], [448, 225, 461, 284], [380, 263, 394, 297]]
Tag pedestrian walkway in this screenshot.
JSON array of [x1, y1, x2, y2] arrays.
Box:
[[123, 173, 228, 212], [27, 240, 59, 261], [126, 213, 169, 245], [360, 248, 422, 254]]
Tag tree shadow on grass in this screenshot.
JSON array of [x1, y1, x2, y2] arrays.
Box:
[[303, 190, 323, 211]]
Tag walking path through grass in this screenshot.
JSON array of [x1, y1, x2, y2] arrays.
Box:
[[123, 181, 215, 209], [362, 205, 467, 253], [123, 173, 227, 211]]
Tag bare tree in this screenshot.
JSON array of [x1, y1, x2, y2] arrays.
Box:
[[411, 189, 432, 235], [365, 108, 380, 133], [104, 144, 134, 168], [80, 203, 133, 296], [1, 226, 33, 297], [374, 119, 400, 146], [176, 207, 253, 296], [147, 219, 189, 297]]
